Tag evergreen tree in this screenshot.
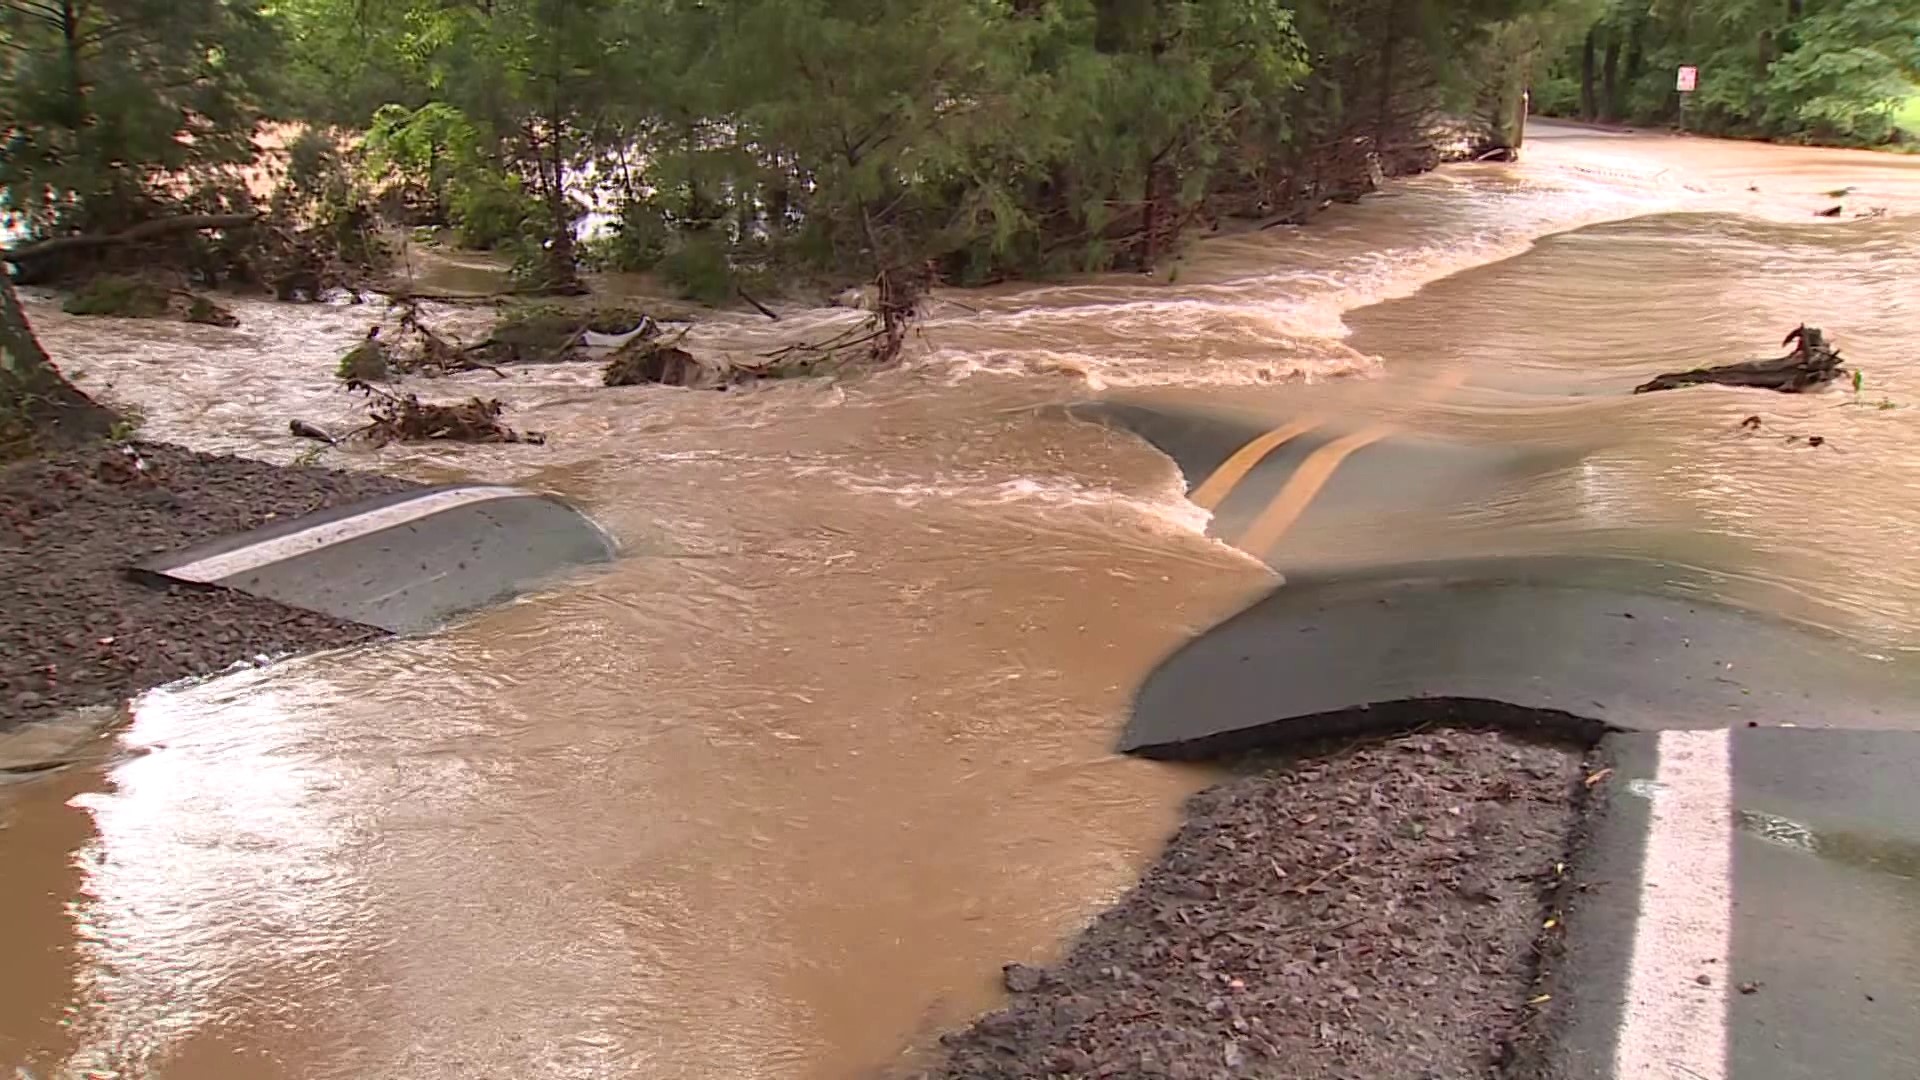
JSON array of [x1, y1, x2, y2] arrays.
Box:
[[0, 0, 280, 234]]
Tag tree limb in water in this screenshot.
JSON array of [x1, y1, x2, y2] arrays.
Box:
[[3, 214, 261, 266], [1634, 325, 1846, 394], [387, 284, 580, 305], [737, 286, 779, 321], [289, 419, 338, 444]]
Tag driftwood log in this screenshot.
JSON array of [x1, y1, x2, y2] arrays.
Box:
[[289, 420, 337, 444], [1634, 326, 1845, 394]]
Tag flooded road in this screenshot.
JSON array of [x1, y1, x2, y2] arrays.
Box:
[[7, 121, 1920, 1078]]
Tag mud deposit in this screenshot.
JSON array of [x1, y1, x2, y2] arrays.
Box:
[[0, 442, 414, 731], [923, 730, 1586, 1079]]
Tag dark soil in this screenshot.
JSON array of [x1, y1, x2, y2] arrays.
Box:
[[0, 441, 417, 732], [922, 730, 1586, 1080]]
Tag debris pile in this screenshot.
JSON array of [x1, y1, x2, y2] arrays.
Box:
[[348, 383, 543, 446], [468, 304, 654, 366], [334, 300, 503, 381], [320, 275, 928, 438], [743, 266, 929, 380], [602, 334, 715, 388], [601, 267, 927, 389]]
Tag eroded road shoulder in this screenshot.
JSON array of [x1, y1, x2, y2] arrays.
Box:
[[920, 729, 1590, 1079]]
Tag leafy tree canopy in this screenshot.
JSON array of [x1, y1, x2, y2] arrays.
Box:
[[1533, 0, 1920, 145]]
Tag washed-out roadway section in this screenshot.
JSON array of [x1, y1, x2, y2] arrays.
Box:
[[1106, 394, 1920, 1080], [135, 483, 618, 633]]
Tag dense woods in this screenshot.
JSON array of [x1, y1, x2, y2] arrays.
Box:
[[1532, 0, 1920, 145], [2, 0, 1914, 448], [0, 0, 1584, 295], [5, 0, 1913, 292]]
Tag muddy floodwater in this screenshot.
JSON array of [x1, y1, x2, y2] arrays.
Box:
[[6, 122, 1920, 1078]]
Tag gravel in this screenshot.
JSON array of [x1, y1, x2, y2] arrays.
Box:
[[0, 441, 417, 732], [919, 729, 1588, 1079]]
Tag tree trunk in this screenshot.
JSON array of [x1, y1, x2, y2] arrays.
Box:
[[1600, 34, 1621, 122], [539, 121, 580, 291], [1623, 15, 1646, 109], [544, 177, 577, 289], [1375, 0, 1402, 150], [1140, 160, 1163, 267], [59, 1, 85, 127], [1093, 0, 1154, 53], [56, 0, 118, 231], [1580, 29, 1598, 120], [1, 278, 117, 453]]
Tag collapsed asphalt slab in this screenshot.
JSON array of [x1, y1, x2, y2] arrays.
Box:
[[918, 730, 1590, 1080], [0, 442, 416, 733], [3, 439, 621, 737], [1091, 546, 1920, 1079], [136, 482, 617, 633]]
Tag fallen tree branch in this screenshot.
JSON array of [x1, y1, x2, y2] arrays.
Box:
[[388, 285, 555, 305], [737, 286, 779, 321], [3, 214, 260, 265], [758, 320, 882, 360], [1634, 325, 1846, 395]]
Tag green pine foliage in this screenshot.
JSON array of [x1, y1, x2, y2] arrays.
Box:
[[4, 0, 1912, 297], [258, 0, 1606, 287], [0, 0, 280, 234]]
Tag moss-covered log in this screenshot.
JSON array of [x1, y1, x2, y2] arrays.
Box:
[[473, 305, 653, 365], [60, 275, 240, 327]]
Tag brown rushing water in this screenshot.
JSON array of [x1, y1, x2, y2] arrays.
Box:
[[6, 122, 1920, 1079]]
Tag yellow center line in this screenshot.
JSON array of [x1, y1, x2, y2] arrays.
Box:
[[1187, 368, 1469, 514], [1236, 423, 1397, 557], [1189, 417, 1320, 510], [1234, 366, 1471, 558]]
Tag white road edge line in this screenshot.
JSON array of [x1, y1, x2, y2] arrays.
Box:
[[1617, 727, 1734, 1080], [163, 486, 530, 584]]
